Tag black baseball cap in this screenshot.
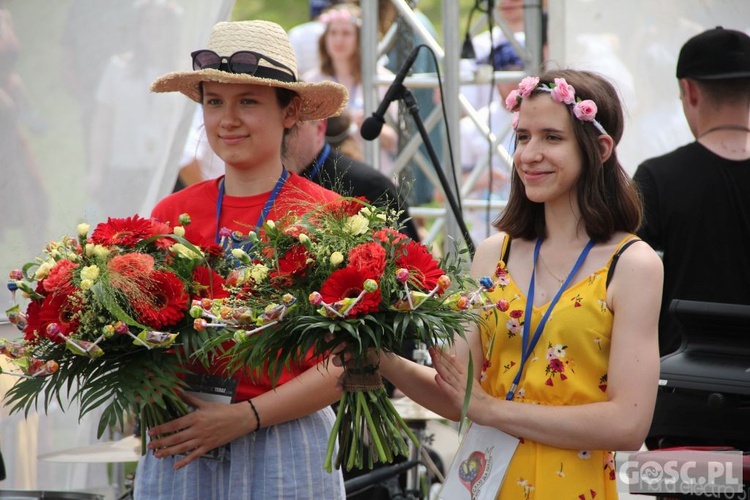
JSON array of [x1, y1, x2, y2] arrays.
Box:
[[676, 26, 750, 80]]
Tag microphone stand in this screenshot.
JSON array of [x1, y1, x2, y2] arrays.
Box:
[[399, 87, 475, 258]]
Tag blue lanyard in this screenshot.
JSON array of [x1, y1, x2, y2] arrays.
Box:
[[214, 167, 289, 249], [505, 237, 595, 401], [306, 143, 331, 181]]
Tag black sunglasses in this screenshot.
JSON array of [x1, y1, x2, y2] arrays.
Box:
[[191, 50, 296, 83]]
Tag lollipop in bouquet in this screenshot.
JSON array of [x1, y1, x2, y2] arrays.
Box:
[[2, 214, 225, 449], [192, 198, 491, 471]]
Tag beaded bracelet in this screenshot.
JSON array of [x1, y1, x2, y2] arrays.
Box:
[[247, 399, 261, 432]]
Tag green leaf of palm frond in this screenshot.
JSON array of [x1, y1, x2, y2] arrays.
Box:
[[460, 353, 474, 434]]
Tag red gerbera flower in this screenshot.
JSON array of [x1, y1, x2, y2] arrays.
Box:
[[394, 241, 444, 291], [24, 291, 82, 343], [43, 259, 79, 294], [131, 270, 189, 329], [319, 267, 382, 316], [275, 244, 312, 277], [348, 242, 387, 277], [192, 265, 229, 299], [90, 215, 158, 248]]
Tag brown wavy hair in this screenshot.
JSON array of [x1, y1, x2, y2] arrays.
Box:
[[494, 69, 641, 243], [318, 4, 362, 84]]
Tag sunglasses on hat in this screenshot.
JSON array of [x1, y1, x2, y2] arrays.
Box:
[[191, 50, 296, 83]]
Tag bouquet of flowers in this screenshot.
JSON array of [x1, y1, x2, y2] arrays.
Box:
[[192, 198, 484, 471], [1, 215, 226, 451]]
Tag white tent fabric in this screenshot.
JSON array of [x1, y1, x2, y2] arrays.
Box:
[[548, 0, 750, 174], [0, 0, 232, 493]]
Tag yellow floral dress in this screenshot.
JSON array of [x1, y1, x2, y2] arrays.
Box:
[[480, 235, 637, 500]]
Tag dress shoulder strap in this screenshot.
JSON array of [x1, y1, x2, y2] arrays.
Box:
[[605, 235, 642, 288], [500, 233, 512, 265]]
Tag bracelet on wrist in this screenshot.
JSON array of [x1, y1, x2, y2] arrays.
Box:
[[247, 399, 261, 432]]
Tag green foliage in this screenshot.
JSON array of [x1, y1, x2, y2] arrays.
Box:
[[4, 337, 190, 443]]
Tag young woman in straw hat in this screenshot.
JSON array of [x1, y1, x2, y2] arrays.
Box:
[[137, 20, 348, 499]]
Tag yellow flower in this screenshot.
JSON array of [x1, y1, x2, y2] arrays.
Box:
[[250, 264, 269, 283], [345, 214, 369, 235], [34, 261, 54, 280], [85, 243, 94, 257], [81, 265, 100, 281], [330, 251, 344, 266], [173, 226, 185, 238], [171, 243, 202, 260], [77, 223, 90, 237], [80, 279, 94, 290], [232, 248, 247, 259], [92, 245, 110, 259]]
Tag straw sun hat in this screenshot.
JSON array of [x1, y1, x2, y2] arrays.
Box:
[[150, 20, 348, 120]]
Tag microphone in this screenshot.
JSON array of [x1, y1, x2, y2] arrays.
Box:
[[360, 45, 422, 141]]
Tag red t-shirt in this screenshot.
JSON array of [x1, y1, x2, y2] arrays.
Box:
[[152, 172, 339, 401]]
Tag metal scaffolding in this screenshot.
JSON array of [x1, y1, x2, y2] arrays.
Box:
[[359, 0, 544, 253]]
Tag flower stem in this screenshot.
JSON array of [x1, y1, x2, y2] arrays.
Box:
[[360, 391, 387, 464], [347, 393, 362, 471], [324, 393, 348, 473]]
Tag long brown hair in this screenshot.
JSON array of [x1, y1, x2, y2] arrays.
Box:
[[318, 4, 362, 84], [494, 69, 641, 242]]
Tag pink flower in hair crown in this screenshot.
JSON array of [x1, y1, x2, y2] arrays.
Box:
[[573, 100, 598, 122], [504, 75, 609, 135], [550, 78, 575, 104], [517, 76, 540, 98], [505, 89, 520, 112]]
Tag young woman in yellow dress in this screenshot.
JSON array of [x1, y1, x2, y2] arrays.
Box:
[[378, 69, 663, 499]]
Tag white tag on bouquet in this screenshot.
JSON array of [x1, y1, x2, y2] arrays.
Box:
[[180, 373, 238, 461], [183, 373, 237, 404], [438, 423, 519, 500]]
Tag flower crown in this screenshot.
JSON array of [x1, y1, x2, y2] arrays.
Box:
[[505, 76, 608, 135], [319, 9, 362, 27]]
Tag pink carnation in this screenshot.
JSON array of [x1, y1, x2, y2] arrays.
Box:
[[550, 78, 575, 104], [517, 76, 539, 98], [573, 99, 598, 122], [505, 89, 520, 111]]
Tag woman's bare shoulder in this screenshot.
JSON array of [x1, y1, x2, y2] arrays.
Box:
[[470, 232, 509, 276]]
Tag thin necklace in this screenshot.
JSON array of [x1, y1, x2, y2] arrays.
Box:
[[538, 253, 566, 288], [698, 124, 750, 139]]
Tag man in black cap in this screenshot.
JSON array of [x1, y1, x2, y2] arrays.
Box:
[[633, 26, 750, 357]]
